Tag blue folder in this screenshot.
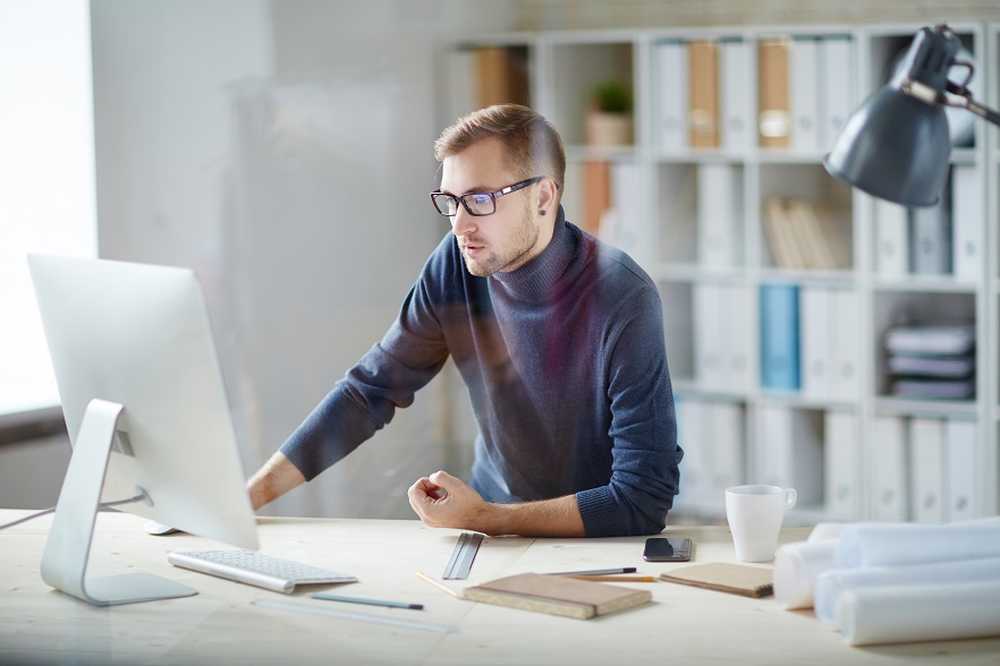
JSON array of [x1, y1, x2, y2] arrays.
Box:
[[760, 284, 800, 391]]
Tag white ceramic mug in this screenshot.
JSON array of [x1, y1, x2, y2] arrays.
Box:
[[725, 484, 798, 562]]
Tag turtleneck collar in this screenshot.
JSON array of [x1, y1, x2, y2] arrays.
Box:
[[489, 206, 575, 303]]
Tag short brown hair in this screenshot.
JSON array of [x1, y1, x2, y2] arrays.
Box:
[[434, 104, 566, 193]]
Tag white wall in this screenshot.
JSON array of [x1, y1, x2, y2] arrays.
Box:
[[88, 0, 516, 519]]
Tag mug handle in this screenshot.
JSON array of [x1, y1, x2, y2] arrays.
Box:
[[784, 487, 798, 510]]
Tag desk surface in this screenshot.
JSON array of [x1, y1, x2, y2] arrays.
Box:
[[2, 510, 998, 666]]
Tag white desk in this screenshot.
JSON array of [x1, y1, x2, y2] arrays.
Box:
[[1, 509, 998, 665]]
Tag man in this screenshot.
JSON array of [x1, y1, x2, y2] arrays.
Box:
[[246, 104, 682, 537]]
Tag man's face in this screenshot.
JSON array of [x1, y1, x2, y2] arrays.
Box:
[[440, 137, 543, 277]]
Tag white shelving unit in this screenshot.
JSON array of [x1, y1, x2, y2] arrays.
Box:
[[444, 21, 999, 525]]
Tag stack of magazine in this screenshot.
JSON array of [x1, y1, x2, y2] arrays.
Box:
[[885, 324, 975, 400]]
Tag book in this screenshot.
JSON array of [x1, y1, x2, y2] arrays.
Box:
[[688, 40, 720, 148], [463, 573, 651, 620], [660, 563, 773, 598], [760, 283, 801, 391], [758, 39, 791, 148]]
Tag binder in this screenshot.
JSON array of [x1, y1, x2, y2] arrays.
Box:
[[676, 398, 712, 506], [800, 287, 831, 400], [871, 416, 909, 521], [755, 405, 822, 505], [697, 163, 741, 268], [720, 38, 752, 151], [656, 40, 688, 151], [818, 36, 853, 152], [474, 47, 529, 108], [951, 165, 982, 282], [722, 285, 753, 391], [909, 169, 953, 275], [910, 418, 947, 523], [582, 161, 611, 235], [688, 40, 720, 148], [760, 284, 800, 391], [790, 37, 820, 153], [824, 411, 859, 519], [694, 284, 725, 389], [758, 39, 791, 148], [945, 419, 976, 521], [708, 402, 744, 498], [829, 290, 860, 401], [606, 163, 641, 256], [874, 198, 909, 276]]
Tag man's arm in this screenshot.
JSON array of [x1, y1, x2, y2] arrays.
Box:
[[407, 470, 584, 537], [245, 235, 454, 509]]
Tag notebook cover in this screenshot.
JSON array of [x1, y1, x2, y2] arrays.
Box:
[[659, 563, 774, 598], [464, 573, 651, 620]]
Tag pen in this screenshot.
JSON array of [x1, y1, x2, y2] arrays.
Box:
[[543, 567, 637, 576], [312, 592, 424, 611]]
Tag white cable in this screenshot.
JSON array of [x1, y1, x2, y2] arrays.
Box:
[[0, 492, 148, 532]]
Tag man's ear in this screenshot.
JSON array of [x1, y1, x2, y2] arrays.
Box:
[[538, 177, 558, 216]]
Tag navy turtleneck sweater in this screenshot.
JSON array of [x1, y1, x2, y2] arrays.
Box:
[[280, 206, 683, 536]]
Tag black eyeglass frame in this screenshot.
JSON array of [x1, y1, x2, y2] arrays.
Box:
[[429, 175, 548, 217]]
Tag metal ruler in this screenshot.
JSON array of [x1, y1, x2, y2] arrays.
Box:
[[442, 532, 483, 580]]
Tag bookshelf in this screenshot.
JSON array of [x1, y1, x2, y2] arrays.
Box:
[[442, 21, 999, 525]]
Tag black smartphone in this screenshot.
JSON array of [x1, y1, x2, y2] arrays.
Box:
[[643, 537, 693, 562]]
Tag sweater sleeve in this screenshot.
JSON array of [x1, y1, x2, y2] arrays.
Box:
[[279, 237, 452, 481], [575, 285, 683, 536]]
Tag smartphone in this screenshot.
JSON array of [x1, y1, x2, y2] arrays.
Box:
[[643, 537, 693, 562]]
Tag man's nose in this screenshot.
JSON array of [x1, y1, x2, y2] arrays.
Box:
[[451, 207, 478, 237]]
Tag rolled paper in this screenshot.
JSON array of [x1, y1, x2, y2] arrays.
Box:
[[815, 556, 1000, 623], [836, 580, 1000, 646], [774, 540, 838, 609], [807, 522, 846, 543], [834, 522, 1000, 569]]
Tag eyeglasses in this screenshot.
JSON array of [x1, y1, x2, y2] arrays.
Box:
[[430, 176, 546, 217]]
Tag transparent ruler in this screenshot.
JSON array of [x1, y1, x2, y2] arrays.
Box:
[[442, 532, 484, 580]]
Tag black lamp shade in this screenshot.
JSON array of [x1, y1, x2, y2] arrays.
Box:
[[823, 85, 951, 207]]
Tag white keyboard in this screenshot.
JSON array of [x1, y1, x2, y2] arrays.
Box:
[[167, 550, 357, 594]]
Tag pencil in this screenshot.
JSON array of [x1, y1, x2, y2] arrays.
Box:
[[569, 575, 658, 583], [312, 592, 424, 610], [416, 571, 464, 599], [544, 567, 637, 576]]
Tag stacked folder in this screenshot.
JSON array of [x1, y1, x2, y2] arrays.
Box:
[[885, 324, 975, 400]]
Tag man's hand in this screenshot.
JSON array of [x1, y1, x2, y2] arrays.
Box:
[[407, 470, 491, 532], [246, 451, 306, 511]]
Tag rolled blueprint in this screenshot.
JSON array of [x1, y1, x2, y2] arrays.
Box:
[[807, 522, 846, 543], [815, 557, 1000, 623], [774, 540, 838, 609], [836, 580, 1000, 646], [834, 522, 1000, 569]]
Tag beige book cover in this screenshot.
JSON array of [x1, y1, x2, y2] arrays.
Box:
[[688, 40, 720, 148], [464, 573, 652, 620], [758, 39, 791, 148], [660, 562, 773, 598]]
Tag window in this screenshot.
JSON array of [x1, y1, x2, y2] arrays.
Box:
[[0, 0, 97, 416]]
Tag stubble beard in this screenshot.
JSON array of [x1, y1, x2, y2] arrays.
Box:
[[463, 204, 539, 277]]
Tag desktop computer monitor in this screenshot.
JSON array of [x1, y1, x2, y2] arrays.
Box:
[[28, 254, 258, 606]]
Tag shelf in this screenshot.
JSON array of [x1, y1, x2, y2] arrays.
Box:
[[874, 397, 979, 418], [564, 144, 637, 162], [758, 268, 855, 287], [756, 150, 830, 164], [872, 276, 979, 294], [656, 149, 747, 164], [654, 263, 746, 283], [757, 391, 858, 411], [673, 380, 750, 401]]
